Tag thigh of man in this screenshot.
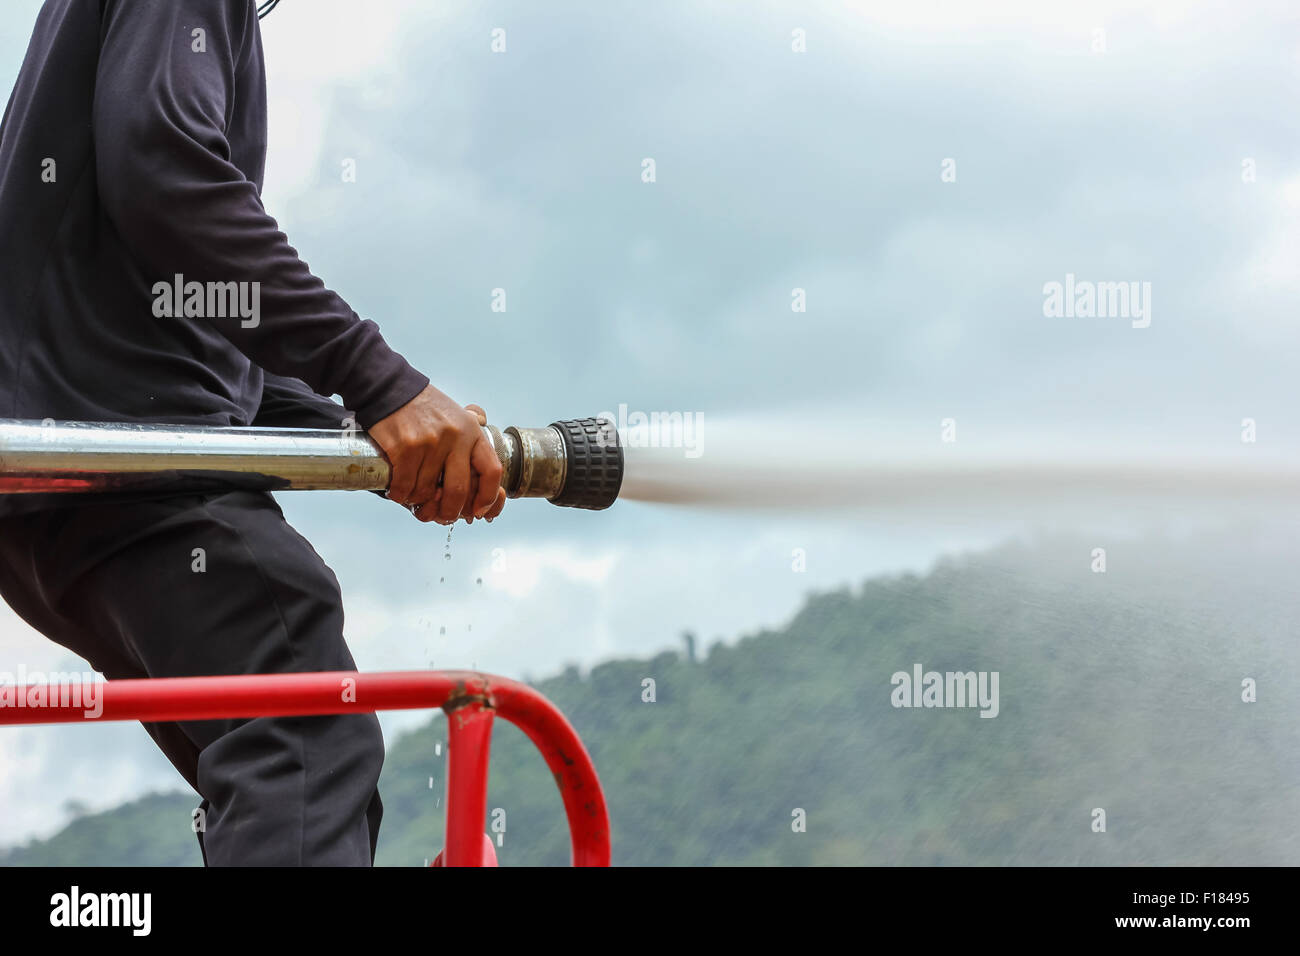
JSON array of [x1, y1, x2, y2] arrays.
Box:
[[0, 491, 385, 866]]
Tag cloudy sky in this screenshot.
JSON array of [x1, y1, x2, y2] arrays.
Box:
[[0, 0, 1297, 846]]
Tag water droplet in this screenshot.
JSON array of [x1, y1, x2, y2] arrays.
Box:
[[476, 577, 482, 586], [444, 553, 451, 560], [439, 626, 446, 635]]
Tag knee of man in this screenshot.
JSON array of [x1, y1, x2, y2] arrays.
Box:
[[338, 711, 385, 780]]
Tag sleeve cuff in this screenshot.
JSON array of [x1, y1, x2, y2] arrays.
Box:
[[350, 359, 430, 429]]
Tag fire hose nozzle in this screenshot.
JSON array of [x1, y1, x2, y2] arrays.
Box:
[[485, 418, 624, 510], [0, 417, 625, 511]]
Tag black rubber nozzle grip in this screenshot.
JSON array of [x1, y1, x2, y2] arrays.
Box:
[[549, 418, 623, 510]]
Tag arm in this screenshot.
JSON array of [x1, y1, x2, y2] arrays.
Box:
[[92, 0, 427, 428], [94, 0, 501, 522], [253, 373, 351, 431]]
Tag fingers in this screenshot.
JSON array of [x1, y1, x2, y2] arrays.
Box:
[[410, 438, 450, 516], [462, 406, 492, 520], [384, 446, 417, 506], [436, 446, 472, 523], [460, 471, 480, 521], [413, 477, 505, 525], [469, 432, 504, 517]]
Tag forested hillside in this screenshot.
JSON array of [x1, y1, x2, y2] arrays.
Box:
[[5, 534, 1296, 866]]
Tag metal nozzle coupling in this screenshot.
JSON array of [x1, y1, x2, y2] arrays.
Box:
[[484, 418, 623, 511]]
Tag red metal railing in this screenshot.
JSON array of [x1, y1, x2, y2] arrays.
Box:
[[0, 669, 611, 866]]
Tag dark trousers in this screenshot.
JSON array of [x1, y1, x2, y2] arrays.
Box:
[[0, 491, 383, 865]]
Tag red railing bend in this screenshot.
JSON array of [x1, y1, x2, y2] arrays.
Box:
[[0, 669, 611, 867]]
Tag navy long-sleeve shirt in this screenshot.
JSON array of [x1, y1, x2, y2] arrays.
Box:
[[0, 0, 429, 516]]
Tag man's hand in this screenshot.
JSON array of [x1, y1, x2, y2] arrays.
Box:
[[368, 385, 507, 525]]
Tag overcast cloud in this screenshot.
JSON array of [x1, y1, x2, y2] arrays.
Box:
[[0, 0, 1296, 846]]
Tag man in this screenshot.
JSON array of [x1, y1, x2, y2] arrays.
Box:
[[0, 0, 504, 864]]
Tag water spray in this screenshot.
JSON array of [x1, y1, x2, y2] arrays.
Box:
[[0, 418, 624, 511]]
